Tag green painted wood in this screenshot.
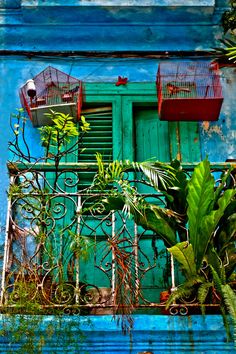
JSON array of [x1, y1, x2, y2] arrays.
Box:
[[8, 162, 234, 173], [112, 95, 123, 160], [79, 107, 113, 189], [179, 121, 201, 162], [122, 98, 134, 160], [135, 108, 170, 162], [9, 161, 234, 175], [84, 82, 157, 96], [82, 94, 123, 161], [168, 122, 181, 161]]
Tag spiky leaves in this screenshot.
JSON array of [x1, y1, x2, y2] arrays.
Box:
[[102, 187, 178, 247], [187, 159, 214, 266], [210, 266, 236, 343], [187, 159, 236, 270], [137, 160, 177, 191]]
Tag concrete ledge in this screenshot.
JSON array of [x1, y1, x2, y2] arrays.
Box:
[[21, 0, 216, 7], [0, 314, 234, 353]]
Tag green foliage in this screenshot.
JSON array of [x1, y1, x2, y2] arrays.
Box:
[[222, 1, 236, 34], [38, 110, 79, 150], [165, 275, 206, 308], [136, 160, 178, 191], [216, 213, 236, 277], [92, 153, 177, 192], [187, 159, 215, 266], [198, 281, 214, 314], [167, 242, 197, 280], [215, 37, 236, 63], [187, 159, 236, 270], [80, 114, 91, 133], [1, 314, 88, 353], [9, 108, 91, 166], [210, 266, 236, 343], [90, 154, 180, 246], [215, 2, 236, 64], [92, 152, 125, 190], [69, 231, 94, 262], [160, 158, 236, 341]]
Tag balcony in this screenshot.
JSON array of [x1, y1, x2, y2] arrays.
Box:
[[0, 159, 235, 351], [1, 161, 235, 316]]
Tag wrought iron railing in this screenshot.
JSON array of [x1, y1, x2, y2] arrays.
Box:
[[1, 162, 235, 316]]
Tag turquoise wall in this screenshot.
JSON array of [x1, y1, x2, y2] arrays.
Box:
[[0, 314, 234, 353]]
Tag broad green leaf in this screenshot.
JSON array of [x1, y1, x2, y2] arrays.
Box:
[[103, 195, 177, 246], [187, 159, 215, 258], [137, 206, 177, 246], [167, 241, 197, 279], [196, 188, 236, 269]]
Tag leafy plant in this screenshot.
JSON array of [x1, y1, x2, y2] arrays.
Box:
[[69, 230, 94, 262], [165, 159, 236, 341], [88, 153, 182, 247], [9, 109, 90, 167], [214, 37, 236, 64], [214, 1, 236, 64], [222, 1, 236, 34], [38, 110, 90, 167], [210, 265, 236, 342]]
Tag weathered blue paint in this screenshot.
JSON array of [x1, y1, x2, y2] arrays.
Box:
[[200, 67, 236, 161], [0, 314, 234, 353], [0, 1, 229, 51]]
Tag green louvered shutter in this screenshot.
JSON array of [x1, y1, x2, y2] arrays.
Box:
[[78, 106, 113, 189]]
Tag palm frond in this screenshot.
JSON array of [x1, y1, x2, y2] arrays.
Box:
[[137, 161, 177, 191]]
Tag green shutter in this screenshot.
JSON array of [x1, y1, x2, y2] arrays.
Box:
[[134, 108, 171, 162], [78, 106, 113, 189]]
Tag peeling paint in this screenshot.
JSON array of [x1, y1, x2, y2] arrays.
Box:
[[201, 122, 225, 140]]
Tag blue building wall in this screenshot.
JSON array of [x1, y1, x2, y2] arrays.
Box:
[[0, 314, 234, 353], [0, 1, 235, 352]]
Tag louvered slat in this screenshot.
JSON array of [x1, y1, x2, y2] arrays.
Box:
[[78, 107, 113, 189]]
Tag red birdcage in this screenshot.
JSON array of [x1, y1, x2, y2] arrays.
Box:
[[156, 61, 224, 121], [20, 66, 83, 127]]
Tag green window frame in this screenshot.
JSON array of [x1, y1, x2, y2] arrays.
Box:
[[83, 82, 201, 164]]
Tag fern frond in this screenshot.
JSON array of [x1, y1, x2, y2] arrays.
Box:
[[198, 281, 213, 315], [221, 284, 236, 320], [198, 282, 213, 304], [210, 265, 224, 294], [165, 276, 204, 309], [165, 286, 194, 309]]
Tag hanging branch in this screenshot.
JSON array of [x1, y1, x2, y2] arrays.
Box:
[[9, 109, 32, 162]]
